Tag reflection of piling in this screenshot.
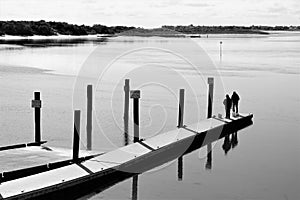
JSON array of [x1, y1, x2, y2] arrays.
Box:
[[207, 78, 214, 118], [205, 143, 212, 170], [124, 79, 130, 145], [32, 92, 42, 143], [178, 156, 183, 181], [73, 110, 81, 161], [130, 90, 141, 143], [231, 132, 238, 149], [132, 175, 138, 200], [177, 89, 185, 128], [86, 85, 93, 150]]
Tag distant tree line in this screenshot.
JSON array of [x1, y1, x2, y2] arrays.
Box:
[[0, 21, 299, 36], [162, 24, 300, 34], [249, 25, 299, 31], [0, 20, 135, 36]]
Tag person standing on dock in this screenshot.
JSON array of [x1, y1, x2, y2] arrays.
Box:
[[231, 91, 240, 114], [223, 94, 232, 119]]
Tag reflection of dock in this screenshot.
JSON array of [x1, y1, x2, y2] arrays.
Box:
[[0, 77, 253, 199]]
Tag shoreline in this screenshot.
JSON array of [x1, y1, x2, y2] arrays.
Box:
[[1, 31, 300, 41], [0, 34, 101, 40], [0, 33, 267, 41]]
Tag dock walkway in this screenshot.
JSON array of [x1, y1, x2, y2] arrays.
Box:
[[0, 146, 102, 172]]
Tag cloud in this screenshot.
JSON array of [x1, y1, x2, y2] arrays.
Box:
[[184, 3, 212, 7], [267, 4, 289, 14], [150, 0, 180, 8], [0, 0, 299, 27]]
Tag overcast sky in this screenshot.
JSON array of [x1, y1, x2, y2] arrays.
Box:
[[0, 0, 299, 27]]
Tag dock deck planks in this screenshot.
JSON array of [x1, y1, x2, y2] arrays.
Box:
[[82, 143, 151, 173], [0, 146, 102, 172], [142, 128, 195, 150], [0, 165, 89, 198]]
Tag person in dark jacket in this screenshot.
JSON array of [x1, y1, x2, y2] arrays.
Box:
[[231, 91, 240, 114], [223, 94, 232, 119]]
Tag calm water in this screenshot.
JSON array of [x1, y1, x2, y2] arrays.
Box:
[[0, 32, 299, 200]]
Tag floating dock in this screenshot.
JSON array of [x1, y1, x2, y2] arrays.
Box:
[[0, 113, 253, 200], [0, 77, 253, 199]]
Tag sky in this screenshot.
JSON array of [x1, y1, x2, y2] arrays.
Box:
[[0, 0, 299, 27]]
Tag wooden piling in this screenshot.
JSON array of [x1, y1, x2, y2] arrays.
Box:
[[86, 85, 92, 150], [130, 90, 141, 143], [124, 79, 130, 145], [32, 92, 42, 143], [73, 110, 81, 161], [206, 78, 214, 169], [133, 98, 139, 143], [207, 78, 214, 118], [177, 89, 185, 128]]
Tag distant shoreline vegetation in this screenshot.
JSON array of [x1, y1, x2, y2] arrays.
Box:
[[0, 20, 299, 37], [119, 27, 269, 37], [0, 20, 135, 36]]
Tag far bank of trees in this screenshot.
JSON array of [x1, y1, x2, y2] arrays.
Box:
[[0, 21, 298, 36], [161, 24, 299, 34], [0, 20, 135, 36]]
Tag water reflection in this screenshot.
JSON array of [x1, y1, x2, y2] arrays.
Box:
[[177, 156, 183, 181], [231, 132, 238, 149], [131, 175, 138, 200], [222, 134, 231, 155], [0, 38, 108, 48], [205, 143, 212, 170], [222, 131, 239, 155]]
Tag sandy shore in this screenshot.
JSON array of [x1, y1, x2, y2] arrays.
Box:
[[0, 34, 102, 40]]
